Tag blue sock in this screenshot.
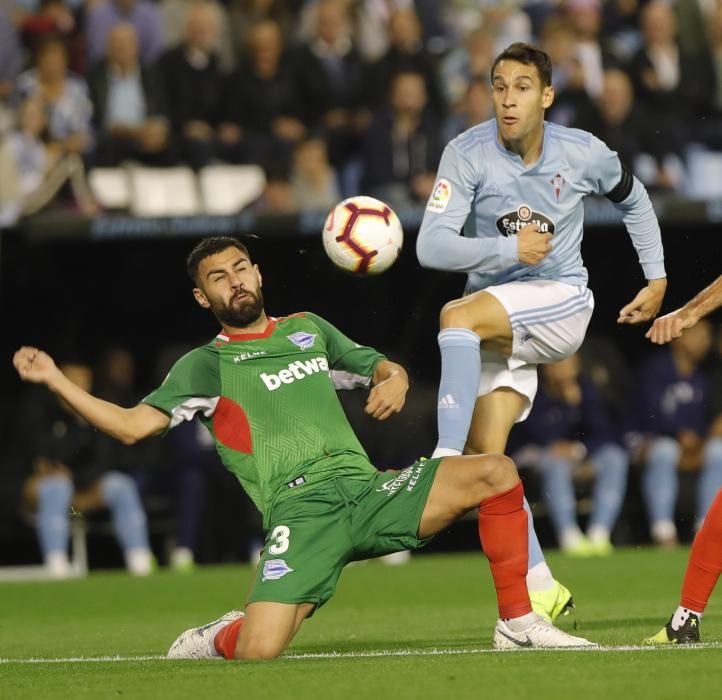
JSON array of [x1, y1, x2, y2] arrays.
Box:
[[435, 328, 481, 452], [588, 443, 629, 533], [524, 497, 546, 569], [37, 475, 73, 556], [100, 472, 150, 552]]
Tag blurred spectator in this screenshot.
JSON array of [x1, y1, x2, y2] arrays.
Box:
[[15, 36, 92, 157], [442, 75, 493, 143], [635, 320, 722, 546], [361, 69, 441, 209], [88, 23, 170, 166], [19, 0, 83, 73], [579, 332, 632, 421], [365, 7, 446, 119], [481, 2, 533, 54], [411, 0, 448, 53], [444, 1, 531, 54], [293, 0, 368, 168], [628, 0, 711, 150], [695, 0, 722, 147], [221, 18, 305, 171], [676, 0, 718, 66], [2, 95, 96, 222], [540, 14, 591, 126], [18, 360, 153, 578], [439, 27, 494, 112], [345, 0, 393, 62], [161, 0, 235, 73], [162, 419, 216, 569], [0, 6, 23, 112], [565, 0, 621, 101], [86, 0, 164, 66], [514, 354, 629, 555], [159, 0, 225, 169], [712, 0, 722, 115], [600, 0, 645, 60], [289, 136, 339, 212], [573, 68, 685, 192], [228, 0, 295, 59], [0, 137, 19, 225], [253, 174, 296, 212]]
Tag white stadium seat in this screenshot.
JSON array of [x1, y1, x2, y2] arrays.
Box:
[[128, 165, 202, 217], [686, 150, 722, 199], [88, 168, 131, 209], [198, 164, 266, 215]]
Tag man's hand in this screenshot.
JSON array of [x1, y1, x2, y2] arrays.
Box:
[[645, 308, 696, 344], [617, 278, 667, 325], [366, 362, 409, 421], [517, 223, 553, 265], [13, 347, 62, 386]]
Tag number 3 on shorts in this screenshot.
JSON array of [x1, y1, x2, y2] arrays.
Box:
[[269, 525, 290, 554]]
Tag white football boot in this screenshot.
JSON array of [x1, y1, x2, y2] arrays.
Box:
[[167, 610, 245, 659], [494, 614, 596, 649]]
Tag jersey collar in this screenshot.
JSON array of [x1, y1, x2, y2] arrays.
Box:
[[216, 318, 276, 342], [493, 119, 549, 172]]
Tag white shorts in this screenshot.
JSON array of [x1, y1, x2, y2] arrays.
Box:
[[479, 279, 595, 421]]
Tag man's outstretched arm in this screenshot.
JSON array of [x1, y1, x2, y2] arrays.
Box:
[[646, 275, 722, 345], [13, 346, 170, 444]]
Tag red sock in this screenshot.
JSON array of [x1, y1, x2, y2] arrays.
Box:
[[478, 481, 532, 619], [680, 488, 722, 612], [213, 618, 244, 660]]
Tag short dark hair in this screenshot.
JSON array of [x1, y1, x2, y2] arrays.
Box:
[[186, 237, 250, 284], [491, 43, 552, 88]]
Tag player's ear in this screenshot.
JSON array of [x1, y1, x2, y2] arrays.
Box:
[[542, 84, 554, 109], [193, 287, 210, 309], [254, 264, 262, 288]]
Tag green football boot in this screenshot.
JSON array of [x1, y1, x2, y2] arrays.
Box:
[[645, 614, 701, 645], [530, 579, 575, 622]]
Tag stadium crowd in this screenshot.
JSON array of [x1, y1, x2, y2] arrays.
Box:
[[1, 0, 722, 224], [1, 0, 722, 577]]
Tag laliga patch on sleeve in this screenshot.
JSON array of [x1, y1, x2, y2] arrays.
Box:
[[427, 178, 452, 213]]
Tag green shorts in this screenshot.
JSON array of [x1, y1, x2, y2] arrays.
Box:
[[248, 457, 442, 611]]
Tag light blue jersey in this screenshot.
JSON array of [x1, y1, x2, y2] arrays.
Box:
[[416, 119, 665, 292]]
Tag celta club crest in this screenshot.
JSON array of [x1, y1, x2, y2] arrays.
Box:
[[550, 173, 566, 200]]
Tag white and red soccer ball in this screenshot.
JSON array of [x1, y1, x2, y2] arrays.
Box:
[[322, 196, 403, 275]]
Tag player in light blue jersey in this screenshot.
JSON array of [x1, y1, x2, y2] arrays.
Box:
[[417, 43, 667, 620]]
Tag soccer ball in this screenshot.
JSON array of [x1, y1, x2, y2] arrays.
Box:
[[322, 196, 403, 275]]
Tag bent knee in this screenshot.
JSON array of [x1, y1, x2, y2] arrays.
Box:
[[36, 474, 74, 502], [477, 454, 519, 492], [647, 437, 681, 465], [100, 471, 138, 499], [440, 298, 475, 330], [235, 637, 286, 660]]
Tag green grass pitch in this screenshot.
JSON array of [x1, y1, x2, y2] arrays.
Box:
[[1, 548, 720, 699]]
